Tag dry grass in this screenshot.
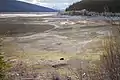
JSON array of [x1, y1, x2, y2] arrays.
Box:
[[2, 21, 120, 80]]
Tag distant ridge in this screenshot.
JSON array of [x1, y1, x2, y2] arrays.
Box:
[[66, 0, 120, 12], [0, 0, 57, 12]]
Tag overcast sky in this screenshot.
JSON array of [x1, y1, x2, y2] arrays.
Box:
[[18, 0, 81, 10]]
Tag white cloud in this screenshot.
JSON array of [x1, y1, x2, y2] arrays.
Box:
[[18, 0, 81, 9]]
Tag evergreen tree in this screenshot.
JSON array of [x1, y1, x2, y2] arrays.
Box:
[[66, 0, 120, 12]]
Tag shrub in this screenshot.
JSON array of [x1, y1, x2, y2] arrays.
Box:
[[99, 31, 120, 80], [0, 37, 9, 80]]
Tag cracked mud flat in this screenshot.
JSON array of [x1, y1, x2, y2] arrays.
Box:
[[0, 14, 113, 67]]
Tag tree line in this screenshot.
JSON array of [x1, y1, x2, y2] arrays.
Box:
[[66, 0, 120, 12]]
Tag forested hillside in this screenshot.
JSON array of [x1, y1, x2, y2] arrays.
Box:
[[0, 0, 56, 12], [66, 0, 120, 12]]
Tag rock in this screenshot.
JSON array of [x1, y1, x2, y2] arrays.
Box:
[[60, 58, 64, 60]]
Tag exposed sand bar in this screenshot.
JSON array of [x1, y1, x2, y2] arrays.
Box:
[[0, 23, 55, 36], [0, 13, 57, 18]]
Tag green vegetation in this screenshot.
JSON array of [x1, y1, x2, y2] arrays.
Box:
[[0, 38, 9, 80], [0, 53, 7, 80]]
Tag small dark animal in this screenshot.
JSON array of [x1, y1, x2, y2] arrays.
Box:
[[60, 58, 64, 60]]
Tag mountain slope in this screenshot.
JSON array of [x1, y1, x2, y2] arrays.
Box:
[[0, 0, 57, 12], [66, 0, 120, 12]]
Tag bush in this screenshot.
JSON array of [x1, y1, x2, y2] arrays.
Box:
[[0, 53, 7, 79], [99, 31, 120, 80], [0, 37, 9, 80]]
